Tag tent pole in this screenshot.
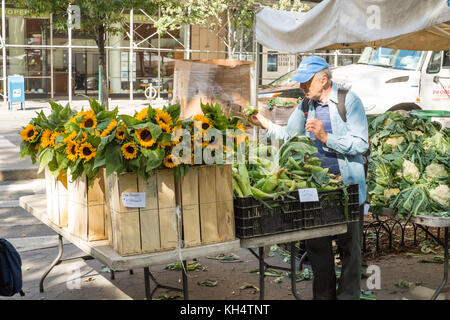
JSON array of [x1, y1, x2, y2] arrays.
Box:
[[251, 7, 260, 107]]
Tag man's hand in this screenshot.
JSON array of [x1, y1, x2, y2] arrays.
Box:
[[306, 118, 328, 143], [250, 113, 271, 130]]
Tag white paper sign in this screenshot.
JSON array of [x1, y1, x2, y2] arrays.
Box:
[[364, 204, 370, 215], [121, 192, 146, 208], [298, 188, 319, 202], [13, 89, 21, 98]]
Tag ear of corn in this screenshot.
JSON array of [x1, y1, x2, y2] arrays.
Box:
[[232, 134, 344, 200]]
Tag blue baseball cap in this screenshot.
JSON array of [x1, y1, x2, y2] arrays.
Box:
[[291, 56, 329, 83]]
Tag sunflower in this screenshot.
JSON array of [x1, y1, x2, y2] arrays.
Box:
[[135, 107, 149, 121], [175, 148, 192, 165], [236, 123, 246, 133], [115, 123, 127, 141], [40, 129, 53, 148], [69, 111, 84, 123], [20, 124, 38, 142], [171, 122, 184, 143], [193, 134, 204, 149], [101, 119, 118, 138], [193, 114, 213, 133], [135, 127, 155, 147], [63, 131, 77, 143], [78, 142, 96, 162], [121, 142, 138, 160], [49, 131, 62, 148], [65, 140, 79, 162], [80, 110, 97, 129], [234, 133, 247, 146], [75, 131, 88, 143], [156, 110, 173, 132], [206, 135, 221, 151], [158, 141, 173, 149], [163, 154, 180, 168]]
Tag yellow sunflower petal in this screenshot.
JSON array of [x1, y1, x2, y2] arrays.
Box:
[[121, 142, 138, 160], [78, 142, 96, 162], [136, 127, 155, 147], [20, 124, 38, 142]]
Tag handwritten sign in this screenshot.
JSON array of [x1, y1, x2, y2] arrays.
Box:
[[298, 188, 319, 203], [121, 192, 146, 208]]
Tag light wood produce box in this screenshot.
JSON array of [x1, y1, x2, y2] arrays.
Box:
[[44, 167, 68, 228], [105, 169, 178, 256], [67, 168, 109, 241], [105, 165, 235, 256], [180, 164, 235, 247]]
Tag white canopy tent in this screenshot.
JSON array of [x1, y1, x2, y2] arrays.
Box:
[[255, 0, 450, 53]]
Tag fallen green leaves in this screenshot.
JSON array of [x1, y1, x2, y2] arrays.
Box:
[[165, 261, 207, 271], [197, 279, 218, 287], [396, 280, 413, 289], [240, 282, 260, 294], [206, 253, 242, 263]]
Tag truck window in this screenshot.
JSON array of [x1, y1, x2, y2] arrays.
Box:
[[427, 51, 442, 74], [443, 50, 450, 68]]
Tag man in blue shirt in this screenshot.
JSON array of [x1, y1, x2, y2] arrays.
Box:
[[251, 56, 369, 300]]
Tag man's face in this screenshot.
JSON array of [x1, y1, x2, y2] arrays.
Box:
[[299, 72, 326, 100]]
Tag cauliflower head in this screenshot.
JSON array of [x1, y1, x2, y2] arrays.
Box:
[[429, 184, 450, 207], [385, 136, 405, 150], [425, 163, 448, 180], [384, 188, 400, 203], [402, 159, 420, 181]]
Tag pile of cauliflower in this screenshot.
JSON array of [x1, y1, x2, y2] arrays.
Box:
[[368, 111, 450, 218]]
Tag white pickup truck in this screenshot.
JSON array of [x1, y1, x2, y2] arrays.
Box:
[[332, 47, 450, 116]]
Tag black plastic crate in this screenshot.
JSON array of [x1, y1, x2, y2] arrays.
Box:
[[234, 191, 304, 239], [302, 184, 360, 229]]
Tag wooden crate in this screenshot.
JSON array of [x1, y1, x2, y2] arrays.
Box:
[[44, 167, 68, 228], [180, 164, 235, 247], [67, 169, 109, 241], [105, 170, 178, 256]]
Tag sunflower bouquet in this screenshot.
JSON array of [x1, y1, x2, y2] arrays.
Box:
[[19, 101, 75, 177], [94, 103, 184, 180], [61, 99, 119, 184], [20, 98, 250, 184]]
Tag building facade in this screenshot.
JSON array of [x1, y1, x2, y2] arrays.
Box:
[[0, 4, 228, 101]]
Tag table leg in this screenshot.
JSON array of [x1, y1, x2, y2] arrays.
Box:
[[182, 260, 189, 300], [144, 267, 151, 300], [259, 246, 265, 300], [431, 227, 448, 300], [39, 234, 63, 293], [290, 242, 300, 300]]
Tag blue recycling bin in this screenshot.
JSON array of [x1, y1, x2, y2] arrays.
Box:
[[7, 75, 25, 111]]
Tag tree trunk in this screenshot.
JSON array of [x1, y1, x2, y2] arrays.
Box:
[[96, 25, 109, 109]]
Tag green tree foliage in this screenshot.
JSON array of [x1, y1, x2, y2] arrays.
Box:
[[154, 0, 310, 58], [12, 0, 158, 108]]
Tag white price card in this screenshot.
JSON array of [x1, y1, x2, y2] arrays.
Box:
[[298, 188, 319, 203], [121, 192, 146, 208]]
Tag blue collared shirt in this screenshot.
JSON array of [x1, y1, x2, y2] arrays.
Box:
[[267, 82, 369, 205], [310, 101, 340, 174]]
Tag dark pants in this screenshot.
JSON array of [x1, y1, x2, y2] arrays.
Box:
[[305, 205, 364, 300]]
